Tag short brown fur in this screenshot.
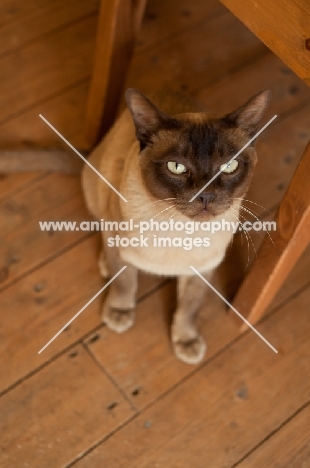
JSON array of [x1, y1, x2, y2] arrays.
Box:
[[82, 88, 270, 364]]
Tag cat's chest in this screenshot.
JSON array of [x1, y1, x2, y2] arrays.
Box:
[[118, 209, 237, 276], [119, 236, 227, 276]]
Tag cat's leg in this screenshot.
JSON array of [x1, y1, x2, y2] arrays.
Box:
[[98, 247, 109, 278], [101, 236, 138, 333], [172, 273, 209, 364]]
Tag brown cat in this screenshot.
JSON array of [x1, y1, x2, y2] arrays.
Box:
[[81, 88, 271, 364]]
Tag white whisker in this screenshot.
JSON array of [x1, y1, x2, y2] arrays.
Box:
[[234, 197, 272, 215], [240, 205, 275, 246], [229, 209, 250, 269], [152, 205, 174, 221], [142, 197, 176, 211]]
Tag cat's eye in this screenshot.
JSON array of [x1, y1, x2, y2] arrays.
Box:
[[167, 161, 187, 174], [220, 160, 238, 174]]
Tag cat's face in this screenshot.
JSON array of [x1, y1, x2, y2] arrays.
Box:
[[126, 89, 271, 219]]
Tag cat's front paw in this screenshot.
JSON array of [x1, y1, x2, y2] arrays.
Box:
[[172, 335, 206, 365], [102, 302, 135, 333]]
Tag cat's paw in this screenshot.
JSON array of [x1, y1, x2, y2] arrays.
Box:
[[98, 256, 109, 278], [173, 335, 206, 365], [102, 303, 135, 333]]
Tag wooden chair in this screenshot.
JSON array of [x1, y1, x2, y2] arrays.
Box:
[[219, 0, 310, 326], [85, 0, 310, 328], [232, 142, 310, 329], [84, 0, 147, 149]]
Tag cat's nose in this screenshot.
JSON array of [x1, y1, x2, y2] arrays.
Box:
[[198, 192, 215, 207]]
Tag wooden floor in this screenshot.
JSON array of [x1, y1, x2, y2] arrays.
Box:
[[1, 1, 310, 467]]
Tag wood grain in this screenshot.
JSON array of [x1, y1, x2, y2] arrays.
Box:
[[0, 172, 44, 201], [0, 81, 90, 149], [0, 0, 99, 57], [0, 234, 165, 393], [219, 0, 310, 85], [84, 0, 147, 148], [0, 17, 96, 124], [0, 345, 134, 467], [269, 244, 310, 310], [0, 174, 91, 289], [126, 10, 266, 95], [196, 53, 310, 119], [237, 405, 310, 467], [74, 287, 310, 467], [136, 0, 223, 53]]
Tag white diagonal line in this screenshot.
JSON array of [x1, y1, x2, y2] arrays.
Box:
[[189, 115, 277, 202], [38, 266, 127, 354], [39, 114, 128, 203], [190, 266, 278, 353]]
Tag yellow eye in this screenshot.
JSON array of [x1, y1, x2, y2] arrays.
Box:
[[220, 160, 238, 174], [167, 161, 187, 174]]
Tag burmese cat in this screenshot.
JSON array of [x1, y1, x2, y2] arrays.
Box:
[[82, 88, 270, 364]]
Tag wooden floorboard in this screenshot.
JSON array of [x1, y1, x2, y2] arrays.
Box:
[[0, 234, 165, 394], [136, 0, 223, 53], [236, 404, 310, 467], [0, 80, 90, 149], [126, 10, 266, 95], [0, 173, 90, 289], [196, 49, 310, 116], [0, 345, 135, 468], [0, 172, 46, 201], [0, 0, 99, 57], [72, 286, 310, 467], [0, 17, 96, 125]]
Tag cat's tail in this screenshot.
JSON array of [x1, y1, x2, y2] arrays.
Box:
[[0, 149, 84, 174]]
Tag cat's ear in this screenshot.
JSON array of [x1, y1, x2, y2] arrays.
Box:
[[125, 88, 169, 149], [226, 90, 271, 137]]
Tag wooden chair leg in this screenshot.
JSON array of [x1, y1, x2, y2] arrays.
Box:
[[84, 0, 147, 150], [231, 141, 310, 330]]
